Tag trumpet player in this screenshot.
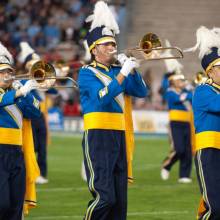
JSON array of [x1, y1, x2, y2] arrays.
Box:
[[78, 1, 147, 220], [0, 42, 41, 220]]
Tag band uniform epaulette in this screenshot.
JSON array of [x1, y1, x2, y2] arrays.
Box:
[[82, 61, 97, 69]]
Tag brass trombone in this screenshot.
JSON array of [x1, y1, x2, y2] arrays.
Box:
[[126, 33, 184, 62], [193, 71, 207, 85], [4, 60, 78, 89]]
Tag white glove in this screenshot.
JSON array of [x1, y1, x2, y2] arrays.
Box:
[[117, 53, 129, 65], [19, 79, 38, 96], [12, 80, 23, 90], [120, 57, 140, 77], [38, 79, 56, 90]]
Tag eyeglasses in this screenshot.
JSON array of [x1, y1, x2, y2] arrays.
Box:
[[0, 69, 14, 75], [99, 42, 117, 47]]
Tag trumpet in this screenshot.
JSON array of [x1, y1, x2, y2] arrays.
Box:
[[4, 60, 78, 89], [118, 33, 184, 62]]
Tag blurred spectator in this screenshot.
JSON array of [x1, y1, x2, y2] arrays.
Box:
[[44, 17, 61, 49], [63, 98, 81, 116], [48, 96, 64, 130]]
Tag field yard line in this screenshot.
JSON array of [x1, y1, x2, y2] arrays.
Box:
[[50, 132, 167, 140], [37, 183, 197, 192], [127, 210, 189, 216], [37, 187, 85, 192], [28, 210, 189, 219]]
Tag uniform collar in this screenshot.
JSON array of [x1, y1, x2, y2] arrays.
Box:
[[205, 78, 220, 91], [90, 60, 110, 72]]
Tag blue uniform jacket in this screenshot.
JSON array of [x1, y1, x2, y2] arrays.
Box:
[[193, 83, 220, 150], [78, 61, 147, 130], [0, 88, 41, 146], [165, 87, 193, 122]]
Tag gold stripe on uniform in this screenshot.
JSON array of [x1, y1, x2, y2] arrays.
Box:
[[169, 110, 191, 122], [195, 131, 220, 151], [197, 150, 211, 219], [0, 127, 22, 145], [84, 112, 125, 130], [84, 131, 100, 220]]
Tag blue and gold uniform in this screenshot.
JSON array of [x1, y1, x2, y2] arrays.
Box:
[[188, 26, 220, 219], [79, 2, 147, 219], [0, 88, 40, 220], [162, 82, 193, 180], [79, 60, 147, 220], [194, 81, 220, 219], [0, 41, 41, 220]]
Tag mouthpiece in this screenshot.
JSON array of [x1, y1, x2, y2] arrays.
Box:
[[3, 76, 14, 82], [109, 50, 117, 54]]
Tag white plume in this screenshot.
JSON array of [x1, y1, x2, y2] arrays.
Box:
[[0, 42, 13, 65], [184, 26, 220, 59], [163, 39, 183, 73], [18, 42, 40, 63], [86, 1, 119, 35]]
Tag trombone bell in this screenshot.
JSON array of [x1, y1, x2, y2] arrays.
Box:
[[139, 33, 161, 58], [4, 60, 78, 89], [127, 33, 183, 61], [31, 61, 55, 83], [31, 61, 78, 89]]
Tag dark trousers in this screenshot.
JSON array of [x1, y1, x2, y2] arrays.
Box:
[[82, 129, 127, 220], [31, 114, 47, 177], [162, 121, 192, 178], [195, 148, 220, 220], [0, 145, 26, 220]]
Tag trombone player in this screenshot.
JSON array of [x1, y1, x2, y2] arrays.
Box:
[[0, 42, 41, 220], [186, 26, 220, 220], [78, 1, 147, 219]]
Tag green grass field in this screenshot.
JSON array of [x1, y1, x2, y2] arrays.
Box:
[[26, 135, 199, 220]]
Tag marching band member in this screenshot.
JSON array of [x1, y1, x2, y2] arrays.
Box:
[[161, 42, 193, 183], [186, 26, 220, 219], [78, 1, 147, 219], [18, 42, 60, 184], [0, 42, 41, 220], [18, 42, 50, 184]]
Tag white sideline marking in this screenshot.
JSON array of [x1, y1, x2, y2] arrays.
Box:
[[28, 210, 189, 219], [128, 210, 189, 216], [37, 183, 197, 192], [37, 187, 86, 192]]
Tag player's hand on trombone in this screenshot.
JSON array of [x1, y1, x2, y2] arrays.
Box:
[[120, 57, 140, 77]]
